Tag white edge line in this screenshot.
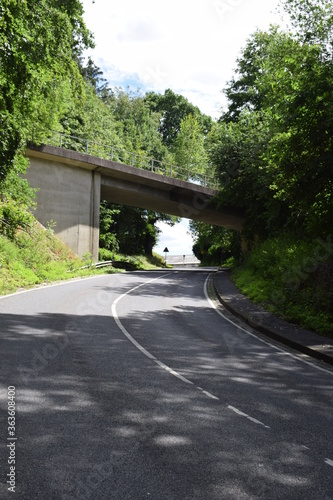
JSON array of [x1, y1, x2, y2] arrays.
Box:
[[0, 274, 111, 300], [204, 275, 333, 376]]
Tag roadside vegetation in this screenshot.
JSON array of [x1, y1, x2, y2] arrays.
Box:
[[0, 220, 103, 296], [0, 217, 167, 296], [231, 234, 333, 336], [189, 0, 333, 335], [1, 0, 332, 334]]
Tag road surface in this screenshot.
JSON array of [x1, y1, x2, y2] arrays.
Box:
[[1, 270, 333, 499]]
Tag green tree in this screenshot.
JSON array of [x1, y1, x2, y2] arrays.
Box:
[[207, 110, 288, 237], [99, 201, 120, 252], [78, 56, 110, 97], [0, 0, 93, 184], [0, 0, 93, 238], [99, 203, 175, 257], [60, 82, 122, 158], [173, 114, 209, 182], [218, 1, 333, 237], [189, 221, 236, 265], [282, 0, 333, 55], [257, 1, 333, 236], [221, 28, 282, 122], [105, 88, 174, 166], [145, 89, 213, 148]]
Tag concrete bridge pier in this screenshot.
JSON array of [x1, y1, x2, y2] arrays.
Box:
[[26, 155, 101, 260]]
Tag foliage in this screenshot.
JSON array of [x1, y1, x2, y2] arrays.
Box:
[[104, 88, 174, 164], [282, 0, 333, 55], [258, 22, 333, 237], [0, 155, 37, 239], [189, 221, 236, 265], [145, 89, 213, 148], [232, 233, 333, 335], [208, 110, 290, 237], [0, 218, 112, 296], [99, 202, 176, 257], [221, 28, 281, 123], [0, 0, 93, 184], [99, 201, 120, 252], [58, 82, 122, 158], [78, 55, 110, 96], [216, 0, 333, 238], [172, 114, 209, 181], [98, 249, 167, 270]]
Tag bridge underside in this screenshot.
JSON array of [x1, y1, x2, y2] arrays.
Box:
[[100, 170, 244, 229], [25, 145, 244, 260]]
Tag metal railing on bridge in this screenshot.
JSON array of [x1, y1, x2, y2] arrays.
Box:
[[37, 131, 217, 189]]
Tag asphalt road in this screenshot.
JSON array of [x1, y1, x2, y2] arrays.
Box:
[[1, 270, 333, 499]]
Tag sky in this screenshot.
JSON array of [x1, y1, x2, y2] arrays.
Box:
[[81, 0, 283, 255]]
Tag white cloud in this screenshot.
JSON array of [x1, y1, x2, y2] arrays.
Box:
[[81, 0, 282, 118], [117, 18, 164, 43]]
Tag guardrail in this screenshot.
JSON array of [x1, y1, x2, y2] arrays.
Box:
[[38, 130, 217, 189]]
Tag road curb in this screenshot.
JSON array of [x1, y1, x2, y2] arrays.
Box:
[[212, 271, 333, 367]]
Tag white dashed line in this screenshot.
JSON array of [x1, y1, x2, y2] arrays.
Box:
[[153, 359, 194, 385], [325, 459, 333, 467], [200, 389, 219, 400], [111, 274, 197, 387], [227, 405, 271, 429], [111, 272, 270, 427]]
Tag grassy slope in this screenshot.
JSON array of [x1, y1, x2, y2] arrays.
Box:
[[0, 221, 166, 296], [231, 234, 333, 336]]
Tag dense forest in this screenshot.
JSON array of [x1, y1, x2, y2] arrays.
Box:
[[0, 0, 332, 332]]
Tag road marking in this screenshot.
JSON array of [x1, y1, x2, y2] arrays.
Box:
[[325, 459, 333, 467], [112, 273, 198, 387], [204, 275, 333, 376], [153, 359, 194, 385], [0, 274, 110, 300], [227, 405, 270, 429], [112, 273, 224, 400], [199, 389, 219, 400]]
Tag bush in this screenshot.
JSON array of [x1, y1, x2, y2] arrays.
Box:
[[232, 233, 333, 336], [0, 199, 34, 239]]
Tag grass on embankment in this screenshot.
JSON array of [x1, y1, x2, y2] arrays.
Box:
[[0, 221, 167, 296], [231, 233, 333, 337], [98, 248, 168, 270]]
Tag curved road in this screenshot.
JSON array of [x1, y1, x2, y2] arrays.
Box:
[[1, 270, 333, 499]]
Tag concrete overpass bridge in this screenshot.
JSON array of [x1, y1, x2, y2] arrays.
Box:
[[25, 136, 244, 260]]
